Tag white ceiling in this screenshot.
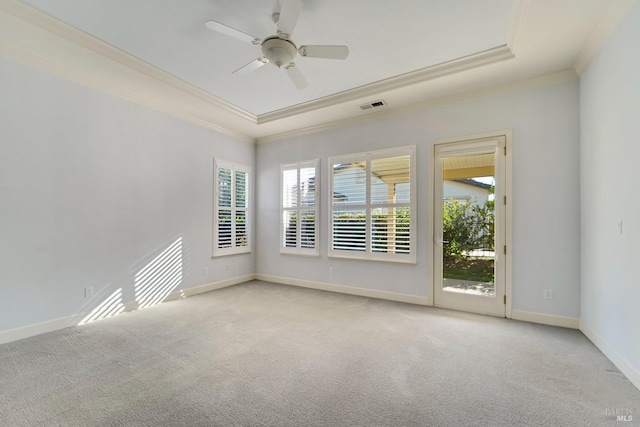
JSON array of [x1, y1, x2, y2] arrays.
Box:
[[20, 0, 512, 115], [0, 0, 631, 141]]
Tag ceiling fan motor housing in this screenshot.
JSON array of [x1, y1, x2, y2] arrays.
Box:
[[262, 36, 297, 68]]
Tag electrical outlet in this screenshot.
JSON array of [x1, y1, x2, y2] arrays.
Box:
[[84, 287, 94, 299], [203, 267, 208, 275], [226, 263, 230, 271], [329, 266, 334, 274], [544, 289, 553, 300]]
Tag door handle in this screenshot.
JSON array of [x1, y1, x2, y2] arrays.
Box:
[[436, 240, 449, 244]]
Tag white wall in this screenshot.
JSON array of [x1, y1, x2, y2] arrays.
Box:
[[0, 56, 255, 336], [579, 1, 640, 389], [256, 79, 581, 319]]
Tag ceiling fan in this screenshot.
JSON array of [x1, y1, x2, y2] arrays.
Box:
[[205, 0, 349, 89]]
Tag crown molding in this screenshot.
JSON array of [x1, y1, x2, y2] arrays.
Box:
[[0, 41, 256, 144], [0, 0, 257, 125], [1, 0, 514, 145], [507, 0, 530, 57], [256, 45, 515, 125], [573, 0, 635, 75], [257, 69, 578, 144], [0, 0, 596, 144], [0, 0, 257, 141]]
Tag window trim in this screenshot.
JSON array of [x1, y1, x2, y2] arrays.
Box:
[[280, 159, 320, 256], [328, 145, 416, 263], [213, 159, 251, 257]]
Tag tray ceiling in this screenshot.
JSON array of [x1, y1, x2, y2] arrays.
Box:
[[21, 0, 512, 115], [1, 0, 629, 141]]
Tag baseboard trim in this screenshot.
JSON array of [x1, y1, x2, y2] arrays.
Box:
[[255, 274, 431, 306], [0, 313, 84, 345], [256, 275, 584, 330], [511, 310, 579, 329], [0, 274, 255, 345], [164, 274, 256, 302], [580, 320, 640, 392]]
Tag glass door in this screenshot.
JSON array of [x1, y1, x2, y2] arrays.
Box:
[[433, 137, 506, 317]]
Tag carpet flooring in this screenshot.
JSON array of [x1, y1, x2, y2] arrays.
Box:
[[1, 280, 638, 426]]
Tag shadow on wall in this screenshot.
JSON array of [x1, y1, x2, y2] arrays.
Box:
[[78, 236, 190, 325]]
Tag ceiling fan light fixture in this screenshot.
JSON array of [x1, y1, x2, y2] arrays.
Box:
[[205, 0, 348, 89], [262, 37, 297, 68]]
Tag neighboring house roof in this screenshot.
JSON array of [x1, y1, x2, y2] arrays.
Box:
[[453, 178, 492, 191], [333, 162, 366, 174], [333, 162, 407, 183]]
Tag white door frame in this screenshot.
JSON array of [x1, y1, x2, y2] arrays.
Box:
[[428, 130, 512, 318]]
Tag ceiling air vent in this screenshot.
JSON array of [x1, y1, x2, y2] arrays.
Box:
[[360, 100, 387, 110]]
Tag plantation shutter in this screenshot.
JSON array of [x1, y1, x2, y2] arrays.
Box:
[[329, 146, 416, 263], [332, 159, 367, 252], [217, 166, 233, 249], [214, 159, 250, 256], [281, 160, 319, 255]]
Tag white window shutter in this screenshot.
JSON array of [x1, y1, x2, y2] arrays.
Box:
[[214, 159, 251, 257], [280, 160, 319, 256], [329, 146, 416, 263]]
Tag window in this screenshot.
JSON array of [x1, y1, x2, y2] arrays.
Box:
[[281, 160, 319, 255], [329, 146, 416, 263], [213, 159, 250, 257]]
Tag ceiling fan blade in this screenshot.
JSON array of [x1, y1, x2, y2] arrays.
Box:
[[298, 45, 350, 60], [233, 58, 269, 75], [284, 62, 308, 89], [277, 0, 303, 39], [205, 20, 261, 45]]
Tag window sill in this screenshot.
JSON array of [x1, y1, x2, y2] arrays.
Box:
[[212, 249, 251, 258], [280, 250, 320, 257], [328, 252, 416, 264]]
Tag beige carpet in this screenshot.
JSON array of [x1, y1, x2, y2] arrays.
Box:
[[1, 280, 638, 426]]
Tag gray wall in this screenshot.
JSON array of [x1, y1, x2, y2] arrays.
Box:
[[256, 79, 581, 318], [0, 56, 255, 333], [580, 1, 640, 387]]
